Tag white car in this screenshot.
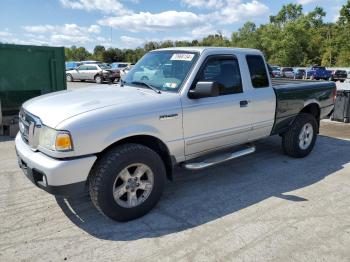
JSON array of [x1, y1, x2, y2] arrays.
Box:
[[66, 63, 114, 83], [281, 67, 295, 78]]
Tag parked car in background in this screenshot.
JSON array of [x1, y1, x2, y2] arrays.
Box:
[[111, 62, 130, 70], [281, 67, 294, 78], [109, 62, 131, 81], [65, 61, 82, 71], [306, 66, 332, 80], [271, 66, 281, 77], [267, 64, 275, 78], [66, 63, 115, 83], [330, 70, 347, 82], [294, 69, 306, 79], [120, 64, 135, 78]]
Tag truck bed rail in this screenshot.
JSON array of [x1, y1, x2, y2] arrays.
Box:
[[271, 78, 319, 86]]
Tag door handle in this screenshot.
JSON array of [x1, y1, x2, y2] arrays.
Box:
[[240, 100, 249, 107]]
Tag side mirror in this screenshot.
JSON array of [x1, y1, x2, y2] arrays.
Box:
[[188, 81, 220, 99]]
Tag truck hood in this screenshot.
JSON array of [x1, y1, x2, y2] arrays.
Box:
[[23, 85, 160, 128]]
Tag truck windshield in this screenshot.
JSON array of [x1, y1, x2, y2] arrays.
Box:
[[123, 51, 199, 92]]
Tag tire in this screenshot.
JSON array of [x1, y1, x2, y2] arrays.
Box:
[[66, 74, 73, 82], [89, 144, 166, 222], [282, 113, 318, 158], [95, 75, 103, 84]]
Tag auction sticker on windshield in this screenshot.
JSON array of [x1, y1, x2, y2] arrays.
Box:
[[163, 82, 178, 89], [170, 53, 195, 61]]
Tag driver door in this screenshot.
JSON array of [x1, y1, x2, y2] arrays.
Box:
[[181, 55, 255, 157]]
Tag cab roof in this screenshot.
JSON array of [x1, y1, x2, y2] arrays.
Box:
[[153, 46, 262, 55]]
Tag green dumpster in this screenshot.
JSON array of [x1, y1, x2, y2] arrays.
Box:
[[0, 44, 66, 117]]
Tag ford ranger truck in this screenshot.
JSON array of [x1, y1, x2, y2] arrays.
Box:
[[16, 47, 336, 221]]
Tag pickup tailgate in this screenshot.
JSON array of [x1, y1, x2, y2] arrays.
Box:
[[271, 79, 336, 135]]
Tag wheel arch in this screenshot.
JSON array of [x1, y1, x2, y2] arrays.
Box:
[[300, 102, 320, 132], [94, 73, 102, 79], [94, 134, 175, 181]]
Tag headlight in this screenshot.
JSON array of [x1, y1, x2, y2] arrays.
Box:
[[39, 126, 73, 152]]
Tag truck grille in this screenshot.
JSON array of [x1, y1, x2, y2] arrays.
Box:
[[19, 108, 42, 149]]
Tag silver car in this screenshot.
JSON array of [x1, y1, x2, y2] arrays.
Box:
[[281, 67, 295, 78], [66, 63, 113, 83]]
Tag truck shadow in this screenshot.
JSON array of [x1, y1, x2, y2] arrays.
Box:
[[56, 135, 350, 241]]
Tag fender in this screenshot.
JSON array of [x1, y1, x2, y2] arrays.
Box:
[[101, 123, 165, 152]]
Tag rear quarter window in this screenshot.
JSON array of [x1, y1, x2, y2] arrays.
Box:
[[246, 55, 269, 88]]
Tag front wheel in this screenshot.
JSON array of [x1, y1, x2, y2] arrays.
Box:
[[89, 144, 166, 221], [282, 113, 318, 158]]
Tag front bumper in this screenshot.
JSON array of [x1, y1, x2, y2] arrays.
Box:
[[15, 133, 97, 196]]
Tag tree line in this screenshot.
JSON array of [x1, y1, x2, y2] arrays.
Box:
[[65, 1, 350, 67]]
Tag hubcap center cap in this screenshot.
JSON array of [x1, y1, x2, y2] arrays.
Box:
[[127, 178, 138, 190]]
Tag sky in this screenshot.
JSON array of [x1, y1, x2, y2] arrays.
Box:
[[0, 0, 347, 51]]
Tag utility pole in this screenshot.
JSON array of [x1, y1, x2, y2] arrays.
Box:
[[327, 28, 332, 66]]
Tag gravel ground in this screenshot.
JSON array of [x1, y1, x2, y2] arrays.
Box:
[[0, 120, 349, 262]]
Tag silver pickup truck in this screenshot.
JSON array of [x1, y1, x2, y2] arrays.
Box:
[[16, 47, 336, 221]]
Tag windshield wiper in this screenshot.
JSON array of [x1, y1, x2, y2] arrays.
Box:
[[130, 81, 161, 94]]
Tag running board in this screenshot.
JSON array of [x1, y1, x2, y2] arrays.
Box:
[[184, 146, 256, 170]]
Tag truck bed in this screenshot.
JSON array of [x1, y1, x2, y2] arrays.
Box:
[[271, 79, 336, 135]]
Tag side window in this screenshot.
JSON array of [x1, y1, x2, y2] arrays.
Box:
[[246, 55, 269, 88], [78, 65, 87, 70], [196, 57, 243, 95], [88, 66, 97, 70]]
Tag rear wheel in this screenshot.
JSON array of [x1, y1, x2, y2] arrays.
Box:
[[282, 113, 318, 158], [66, 74, 73, 82], [89, 144, 166, 221]]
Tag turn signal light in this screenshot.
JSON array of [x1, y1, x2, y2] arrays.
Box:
[[55, 133, 73, 151]]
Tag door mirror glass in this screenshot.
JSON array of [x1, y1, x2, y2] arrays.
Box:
[[188, 81, 220, 99]]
